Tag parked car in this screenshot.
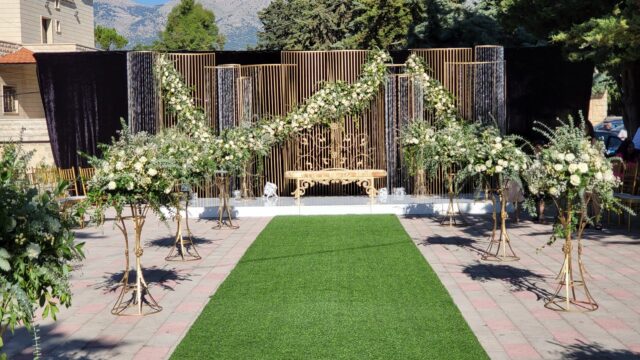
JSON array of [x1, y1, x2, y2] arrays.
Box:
[[594, 116, 624, 133]]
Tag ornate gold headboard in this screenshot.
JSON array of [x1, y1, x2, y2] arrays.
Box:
[[296, 123, 375, 171]]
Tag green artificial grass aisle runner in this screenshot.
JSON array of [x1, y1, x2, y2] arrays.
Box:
[[171, 215, 488, 359]]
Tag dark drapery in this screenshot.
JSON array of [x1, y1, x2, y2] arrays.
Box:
[[35, 52, 127, 168], [505, 46, 594, 139]]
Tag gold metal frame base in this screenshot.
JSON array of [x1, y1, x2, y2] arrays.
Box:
[[438, 197, 467, 227], [545, 208, 598, 312], [214, 172, 239, 230], [165, 206, 201, 262], [112, 211, 163, 316], [111, 282, 163, 316], [482, 189, 519, 262]]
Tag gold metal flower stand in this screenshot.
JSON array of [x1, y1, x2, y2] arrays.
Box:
[[545, 208, 598, 312], [166, 193, 201, 262], [483, 188, 519, 261], [213, 170, 239, 230], [413, 169, 428, 197], [112, 208, 162, 316], [439, 173, 467, 226]]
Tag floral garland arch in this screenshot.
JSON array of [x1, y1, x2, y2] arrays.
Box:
[[156, 50, 458, 175]]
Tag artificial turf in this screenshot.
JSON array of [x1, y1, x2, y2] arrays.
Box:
[[170, 215, 488, 359]]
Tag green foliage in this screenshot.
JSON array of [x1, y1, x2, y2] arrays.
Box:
[[344, 0, 416, 49], [171, 215, 488, 359], [257, 0, 417, 50], [549, 1, 640, 68], [94, 25, 128, 50], [408, 0, 539, 47], [154, 0, 225, 51], [0, 142, 84, 353], [523, 116, 632, 244], [84, 122, 180, 220]]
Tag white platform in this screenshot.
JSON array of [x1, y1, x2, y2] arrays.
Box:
[[164, 195, 502, 218]]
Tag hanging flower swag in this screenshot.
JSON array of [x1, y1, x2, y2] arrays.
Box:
[[155, 50, 459, 175]]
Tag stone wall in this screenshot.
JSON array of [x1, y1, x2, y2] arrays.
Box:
[[589, 91, 608, 124]]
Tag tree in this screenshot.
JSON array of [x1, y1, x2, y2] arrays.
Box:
[[345, 0, 419, 49], [94, 25, 128, 50], [154, 0, 225, 51], [498, 0, 640, 136], [408, 0, 538, 48], [256, 0, 418, 50], [257, 0, 356, 50]]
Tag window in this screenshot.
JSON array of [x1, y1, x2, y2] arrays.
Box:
[[55, 0, 60, 9], [2, 86, 17, 114], [41, 17, 52, 44], [56, 20, 61, 33]]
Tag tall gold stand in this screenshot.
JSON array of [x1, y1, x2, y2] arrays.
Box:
[[214, 171, 239, 230], [545, 206, 598, 312], [240, 162, 255, 199], [413, 169, 428, 196], [483, 188, 519, 261], [166, 194, 201, 261], [112, 206, 162, 316], [440, 173, 466, 226]]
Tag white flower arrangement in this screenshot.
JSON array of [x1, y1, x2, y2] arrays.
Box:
[[460, 126, 531, 188], [524, 116, 631, 241], [86, 125, 178, 217]]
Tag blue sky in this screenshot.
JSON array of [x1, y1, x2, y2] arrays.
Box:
[[135, 0, 166, 5]]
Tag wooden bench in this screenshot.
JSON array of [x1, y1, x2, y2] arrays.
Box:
[[285, 123, 387, 199]]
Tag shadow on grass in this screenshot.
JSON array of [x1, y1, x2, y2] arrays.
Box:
[[558, 340, 639, 360], [240, 241, 407, 264], [95, 265, 192, 292], [463, 263, 552, 301], [421, 235, 487, 256], [4, 323, 127, 359]]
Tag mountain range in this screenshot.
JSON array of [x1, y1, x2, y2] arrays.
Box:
[[94, 0, 272, 50]]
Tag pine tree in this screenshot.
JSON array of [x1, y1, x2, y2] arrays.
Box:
[[154, 0, 225, 51]]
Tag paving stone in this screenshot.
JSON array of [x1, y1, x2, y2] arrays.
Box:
[[400, 215, 640, 360]]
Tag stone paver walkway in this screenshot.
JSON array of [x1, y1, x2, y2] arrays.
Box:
[[4, 215, 271, 360], [5, 212, 640, 360], [400, 215, 640, 360]]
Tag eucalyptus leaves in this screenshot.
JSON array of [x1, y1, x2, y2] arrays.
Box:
[[0, 143, 84, 349]]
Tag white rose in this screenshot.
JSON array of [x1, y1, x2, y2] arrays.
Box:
[[139, 156, 148, 163], [126, 182, 134, 191], [604, 170, 614, 181], [595, 172, 603, 180], [134, 162, 143, 172], [570, 174, 581, 186], [549, 187, 559, 196], [568, 164, 579, 173], [164, 187, 172, 194], [107, 181, 117, 190], [553, 164, 564, 172], [578, 163, 589, 174], [495, 165, 504, 173], [565, 153, 576, 162], [147, 168, 158, 176], [115, 161, 124, 170], [26, 243, 41, 259]]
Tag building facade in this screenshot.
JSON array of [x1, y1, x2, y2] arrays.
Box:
[[0, 0, 95, 165]]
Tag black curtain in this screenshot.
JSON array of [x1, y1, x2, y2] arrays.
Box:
[[35, 51, 127, 168], [504, 46, 594, 140]]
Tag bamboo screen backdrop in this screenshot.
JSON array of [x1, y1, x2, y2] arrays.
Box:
[[155, 47, 505, 197]]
